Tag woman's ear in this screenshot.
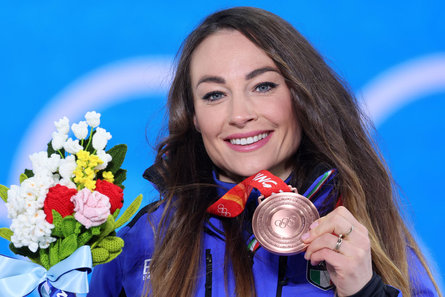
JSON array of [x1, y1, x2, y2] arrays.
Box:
[[193, 115, 201, 133]]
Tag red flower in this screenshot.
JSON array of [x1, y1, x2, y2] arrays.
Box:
[[95, 179, 123, 214], [44, 184, 77, 223]]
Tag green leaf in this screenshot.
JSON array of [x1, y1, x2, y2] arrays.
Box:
[[59, 234, 78, 260], [40, 248, 50, 270], [24, 169, 34, 179], [62, 216, 77, 237], [95, 250, 122, 266], [105, 144, 127, 174], [113, 169, 127, 189], [112, 208, 120, 220], [19, 174, 28, 184], [91, 215, 115, 249], [77, 229, 93, 246], [115, 194, 143, 229], [91, 226, 101, 236], [102, 215, 116, 235], [0, 185, 8, 203], [74, 221, 83, 234], [0, 228, 13, 241], [91, 247, 109, 265], [47, 140, 56, 157], [49, 240, 60, 267], [97, 236, 124, 253], [51, 210, 64, 238]]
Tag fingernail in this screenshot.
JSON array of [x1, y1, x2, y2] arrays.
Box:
[[309, 221, 319, 230], [301, 232, 310, 241]]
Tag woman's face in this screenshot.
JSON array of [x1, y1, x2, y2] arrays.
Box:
[[190, 30, 302, 182]]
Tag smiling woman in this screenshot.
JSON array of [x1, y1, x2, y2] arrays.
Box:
[[87, 7, 441, 297], [191, 30, 301, 182]]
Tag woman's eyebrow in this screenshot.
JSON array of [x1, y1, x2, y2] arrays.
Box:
[[195, 66, 279, 88], [196, 76, 225, 88], [245, 66, 279, 80]]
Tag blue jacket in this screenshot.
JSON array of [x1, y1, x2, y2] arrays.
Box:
[[88, 170, 438, 297]]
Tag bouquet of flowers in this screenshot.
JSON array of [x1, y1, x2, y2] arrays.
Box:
[[0, 111, 142, 297]]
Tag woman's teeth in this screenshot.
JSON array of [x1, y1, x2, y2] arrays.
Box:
[[229, 133, 269, 145]]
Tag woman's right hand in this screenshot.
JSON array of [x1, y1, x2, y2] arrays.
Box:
[[302, 206, 373, 296]]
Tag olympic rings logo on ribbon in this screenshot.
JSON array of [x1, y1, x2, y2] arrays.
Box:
[[217, 204, 231, 217], [274, 216, 297, 228]]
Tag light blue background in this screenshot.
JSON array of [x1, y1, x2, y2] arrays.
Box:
[[0, 1, 444, 294]]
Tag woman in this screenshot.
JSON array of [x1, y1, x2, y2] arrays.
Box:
[[88, 7, 441, 297]]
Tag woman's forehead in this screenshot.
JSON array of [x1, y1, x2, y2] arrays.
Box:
[[189, 30, 277, 83]]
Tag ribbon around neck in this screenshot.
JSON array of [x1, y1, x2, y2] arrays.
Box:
[[207, 170, 290, 218], [0, 245, 92, 297], [207, 169, 338, 218]]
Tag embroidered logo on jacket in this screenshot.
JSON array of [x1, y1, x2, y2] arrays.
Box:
[[143, 258, 151, 280], [306, 261, 334, 290]]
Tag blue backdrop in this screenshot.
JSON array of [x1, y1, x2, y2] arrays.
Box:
[[1, 0, 444, 293]]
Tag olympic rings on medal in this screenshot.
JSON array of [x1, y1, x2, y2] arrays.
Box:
[[274, 215, 297, 228], [334, 234, 343, 252], [217, 204, 231, 217]]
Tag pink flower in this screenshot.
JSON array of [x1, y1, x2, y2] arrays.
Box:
[[71, 188, 111, 229]]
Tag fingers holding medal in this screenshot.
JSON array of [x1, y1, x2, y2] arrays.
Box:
[[302, 206, 373, 297]]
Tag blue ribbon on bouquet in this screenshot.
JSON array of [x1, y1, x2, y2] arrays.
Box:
[[0, 245, 92, 297]]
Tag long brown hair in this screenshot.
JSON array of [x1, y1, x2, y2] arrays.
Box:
[[147, 7, 440, 297]]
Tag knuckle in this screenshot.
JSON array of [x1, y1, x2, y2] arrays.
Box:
[[356, 248, 367, 260], [336, 206, 348, 216]]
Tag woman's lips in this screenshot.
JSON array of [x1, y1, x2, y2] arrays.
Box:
[[225, 131, 273, 152]]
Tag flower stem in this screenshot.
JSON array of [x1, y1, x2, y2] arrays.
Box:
[[58, 150, 64, 158], [85, 128, 94, 150]]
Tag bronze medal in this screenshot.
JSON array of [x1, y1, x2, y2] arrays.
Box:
[[252, 189, 319, 255]]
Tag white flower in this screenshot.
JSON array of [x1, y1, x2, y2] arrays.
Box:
[[51, 131, 68, 151], [71, 121, 89, 140], [95, 150, 112, 170], [9, 210, 55, 253], [6, 185, 24, 218], [6, 166, 56, 253], [92, 127, 112, 151], [63, 138, 83, 154], [59, 155, 77, 180], [85, 111, 101, 128], [29, 152, 60, 176], [59, 178, 77, 189], [54, 116, 70, 134], [21, 176, 54, 209], [29, 151, 49, 174], [6, 174, 55, 221], [47, 154, 61, 173]]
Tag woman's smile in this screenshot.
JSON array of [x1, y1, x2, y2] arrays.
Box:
[[225, 130, 272, 152]]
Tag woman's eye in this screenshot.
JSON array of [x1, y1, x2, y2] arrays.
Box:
[[203, 91, 225, 101], [254, 82, 278, 93]]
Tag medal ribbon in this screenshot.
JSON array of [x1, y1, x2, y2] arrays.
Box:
[[207, 170, 290, 218]]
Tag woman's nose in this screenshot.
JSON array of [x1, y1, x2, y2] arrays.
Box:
[[228, 94, 258, 127]]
